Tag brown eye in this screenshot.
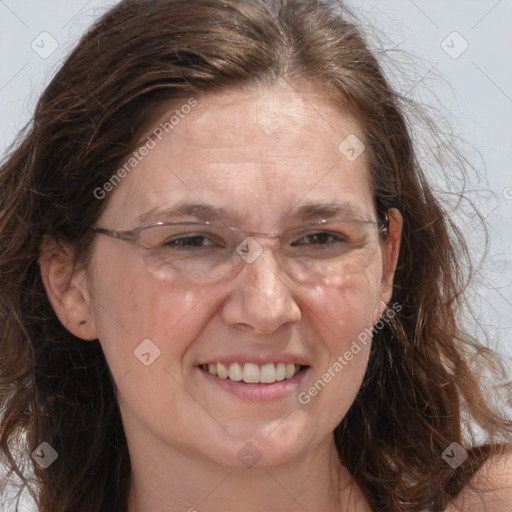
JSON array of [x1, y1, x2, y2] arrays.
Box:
[[160, 234, 225, 250], [292, 231, 346, 247]]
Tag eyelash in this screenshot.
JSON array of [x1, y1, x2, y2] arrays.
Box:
[[292, 232, 347, 247], [165, 235, 219, 249]]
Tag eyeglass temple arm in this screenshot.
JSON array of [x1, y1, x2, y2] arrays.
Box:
[[378, 213, 390, 240], [90, 226, 139, 243]]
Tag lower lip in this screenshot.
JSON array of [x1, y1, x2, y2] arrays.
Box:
[[199, 366, 309, 401]]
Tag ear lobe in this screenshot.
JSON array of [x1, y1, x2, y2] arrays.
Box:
[[379, 208, 402, 307], [39, 236, 97, 341]]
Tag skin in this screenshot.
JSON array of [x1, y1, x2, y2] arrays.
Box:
[[40, 83, 403, 512], [444, 451, 512, 512]]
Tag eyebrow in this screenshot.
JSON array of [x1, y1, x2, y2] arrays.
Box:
[[136, 200, 371, 225]]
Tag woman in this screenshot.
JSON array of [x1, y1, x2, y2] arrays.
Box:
[[0, 0, 511, 510]]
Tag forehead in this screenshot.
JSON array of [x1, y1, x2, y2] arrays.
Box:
[[99, 84, 374, 228]]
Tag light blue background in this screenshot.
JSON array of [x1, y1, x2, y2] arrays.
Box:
[[1, 1, 511, 510]]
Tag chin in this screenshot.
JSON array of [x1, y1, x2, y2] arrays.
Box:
[[207, 419, 313, 469]]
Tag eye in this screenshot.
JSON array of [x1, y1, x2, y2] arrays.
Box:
[[160, 233, 225, 250], [292, 231, 346, 247]]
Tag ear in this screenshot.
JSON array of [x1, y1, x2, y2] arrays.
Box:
[[379, 208, 402, 308], [39, 236, 98, 341]]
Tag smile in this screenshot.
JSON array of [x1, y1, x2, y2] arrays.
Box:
[[198, 362, 310, 401], [199, 362, 305, 384]]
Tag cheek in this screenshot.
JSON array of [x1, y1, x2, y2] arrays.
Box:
[[296, 265, 381, 422], [88, 246, 212, 386], [89, 270, 215, 431], [309, 262, 382, 352], [93, 276, 210, 360]]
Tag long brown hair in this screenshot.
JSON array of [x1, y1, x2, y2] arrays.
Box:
[[1, 0, 510, 510]]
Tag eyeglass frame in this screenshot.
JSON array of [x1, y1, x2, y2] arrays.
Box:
[[89, 212, 390, 250]]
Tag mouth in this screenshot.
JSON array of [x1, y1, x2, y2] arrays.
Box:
[[198, 362, 307, 384], [197, 362, 310, 401]]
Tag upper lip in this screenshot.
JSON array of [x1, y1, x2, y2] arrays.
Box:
[[198, 353, 310, 367]]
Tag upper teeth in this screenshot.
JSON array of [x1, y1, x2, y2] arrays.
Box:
[[203, 362, 301, 384]]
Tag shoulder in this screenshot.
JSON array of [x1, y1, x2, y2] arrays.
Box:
[[444, 451, 512, 512]]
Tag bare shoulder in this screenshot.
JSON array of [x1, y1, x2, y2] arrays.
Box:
[[444, 451, 512, 512]]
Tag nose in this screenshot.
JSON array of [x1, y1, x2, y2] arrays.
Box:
[[220, 241, 302, 334]]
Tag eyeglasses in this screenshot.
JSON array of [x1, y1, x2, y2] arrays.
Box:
[[90, 213, 389, 284]]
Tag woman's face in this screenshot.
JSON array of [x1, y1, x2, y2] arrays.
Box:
[[51, 85, 400, 469]]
